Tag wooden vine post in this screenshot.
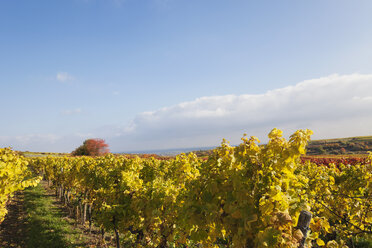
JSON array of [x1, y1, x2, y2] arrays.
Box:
[[113, 216, 120, 248], [297, 210, 312, 248]]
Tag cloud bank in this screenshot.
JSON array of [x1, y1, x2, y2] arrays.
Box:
[[108, 74, 372, 151], [1, 74, 372, 152]]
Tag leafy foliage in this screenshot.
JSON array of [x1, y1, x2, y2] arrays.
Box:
[[28, 130, 371, 247], [302, 152, 372, 246], [0, 148, 41, 223], [71, 138, 109, 156], [301, 156, 367, 167]]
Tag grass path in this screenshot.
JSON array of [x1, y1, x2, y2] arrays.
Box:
[[0, 182, 96, 248], [23, 182, 88, 248]]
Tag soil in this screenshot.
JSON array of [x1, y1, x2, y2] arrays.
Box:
[[0, 192, 26, 248]]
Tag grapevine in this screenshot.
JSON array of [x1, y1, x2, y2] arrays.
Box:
[[0, 148, 41, 223], [27, 130, 371, 247]]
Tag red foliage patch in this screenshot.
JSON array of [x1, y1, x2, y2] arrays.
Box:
[[72, 138, 109, 156], [301, 156, 367, 167]]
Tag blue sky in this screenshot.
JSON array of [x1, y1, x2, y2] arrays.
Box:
[[1, 0, 372, 152]]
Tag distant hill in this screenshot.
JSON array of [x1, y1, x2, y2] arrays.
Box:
[[306, 135, 372, 155], [191, 135, 372, 157], [122, 136, 372, 157]]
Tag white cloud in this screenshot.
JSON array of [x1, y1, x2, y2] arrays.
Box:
[[108, 73, 372, 151], [56, 72, 74, 82], [62, 108, 82, 115]]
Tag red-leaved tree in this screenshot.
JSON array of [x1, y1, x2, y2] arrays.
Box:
[[72, 138, 109, 156]]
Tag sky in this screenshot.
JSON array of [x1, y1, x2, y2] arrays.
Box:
[[1, 0, 372, 152]]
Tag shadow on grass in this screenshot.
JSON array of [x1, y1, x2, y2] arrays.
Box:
[[23, 184, 86, 248]]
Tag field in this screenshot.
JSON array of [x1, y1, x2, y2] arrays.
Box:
[[20, 151, 69, 158], [0, 131, 371, 248]]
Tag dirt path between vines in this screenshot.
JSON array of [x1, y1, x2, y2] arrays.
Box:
[[0, 191, 26, 247]]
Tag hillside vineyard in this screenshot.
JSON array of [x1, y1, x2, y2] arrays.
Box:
[[2, 129, 371, 247]]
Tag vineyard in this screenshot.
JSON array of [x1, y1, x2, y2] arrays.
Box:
[[0, 148, 41, 223], [300, 155, 368, 167], [1, 129, 371, 248]]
